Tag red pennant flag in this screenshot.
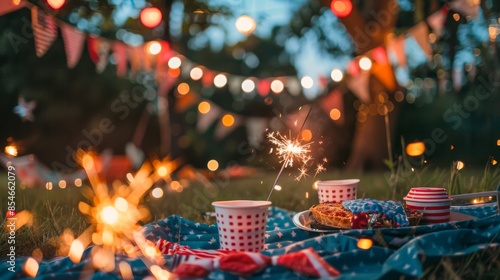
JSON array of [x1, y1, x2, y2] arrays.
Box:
[[112, 42, 128, 76], [426, 6, 449, 37], [61, 24, 85, 68], [347, 70, 370, 104], [257, 79, 270, 97], [31, 7, 58, 57], [0, 0, 26, 16]]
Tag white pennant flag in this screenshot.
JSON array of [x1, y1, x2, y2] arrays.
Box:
[[31, 7, 58, 57], [347, 71, 371, 104], [215, 114, 243, 140], [196, 101, 222, 133], [61, 24, 85, 68]]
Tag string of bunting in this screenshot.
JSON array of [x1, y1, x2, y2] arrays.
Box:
[[1, 0, 489, 138]]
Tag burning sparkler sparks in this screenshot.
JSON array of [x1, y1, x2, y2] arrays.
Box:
[[266, 107, 326, 200], [69, 150, 180, 275]]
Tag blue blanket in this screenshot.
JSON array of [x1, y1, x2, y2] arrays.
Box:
[[1, 203, 498, 279]]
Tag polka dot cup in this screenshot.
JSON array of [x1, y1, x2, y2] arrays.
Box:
[[316, 179, 359, 203], [212, 200, 271, 252]]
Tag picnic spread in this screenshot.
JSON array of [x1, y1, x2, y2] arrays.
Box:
[[1, 201, 499, 279]]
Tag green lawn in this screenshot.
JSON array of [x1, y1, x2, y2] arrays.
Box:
[[0, 166, 499, 278]]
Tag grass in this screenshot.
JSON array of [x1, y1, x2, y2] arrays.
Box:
[[0, 164, 499, 278]]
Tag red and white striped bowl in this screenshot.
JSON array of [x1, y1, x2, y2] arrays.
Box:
[[404, 187, 451, 224]]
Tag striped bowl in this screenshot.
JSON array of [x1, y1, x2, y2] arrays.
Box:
[[404, 187, 452, 224]]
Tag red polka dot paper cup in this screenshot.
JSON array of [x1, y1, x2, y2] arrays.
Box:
[[315, 179, 359, 203], [212, 200, 271, 252], [404, 187, 452, 224]]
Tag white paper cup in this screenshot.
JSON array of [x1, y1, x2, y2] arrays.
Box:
[[315, 179, 359, 203], [212, 200, 271, 252], [404, 187, 452, 224]]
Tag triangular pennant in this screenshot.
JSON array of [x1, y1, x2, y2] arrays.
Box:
[[31, 7, 58, 57], [95, 39, 111, 73], [215, 114, 242, 140], [196, 101, 222, 133], [175, 92, 199, 113], [129, 46, 144, 75], [112, 42, 128, 76], [370, 47, 397, 91], [386, 36, 406, 67], [61, 24, 85, 68], [0, 0, 26, 16], [201, 69, 215, 87], [404, 36, 428, 69], [245, 117, 268, 148], [347, 70, 371, 104], [449, 0, 479, 19], [408, 22, 432, 59], [87, 36, 99, 63], [426, 6, 449, 37]]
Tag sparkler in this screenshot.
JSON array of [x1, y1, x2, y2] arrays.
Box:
[[266, 107, 325, 200]]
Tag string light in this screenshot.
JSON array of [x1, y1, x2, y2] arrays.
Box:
[[213, 74, 227, 88], [329, 108, 341, 120], [147, 41, 162, 55], [167, 57, 181, 69], [359, 57, 372, 71], [330, 0, 353, 18], [235, 15, 256, 35], [300, 76, 314, 89], [74, 178, 82, 187], [207, 159, 219, 171], [198, 101, 211, 114], [47, 0, 65, 9], [222, 114, 235, 127], [140, 7, 162, 28], [190, 67, 203, 80], [177, 83, 190, 95], [330, 68, 343, 82], [151, 187, 164, 198], [270, 80, 284, 94], [241, 79, 255, 93]]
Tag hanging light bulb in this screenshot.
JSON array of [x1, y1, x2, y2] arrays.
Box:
[[147, 41, 162, 55], [359, 57, 372, 71], [140, 7, 162, 29], [330, 68, 343, 82], [235, 15, 256, 35]]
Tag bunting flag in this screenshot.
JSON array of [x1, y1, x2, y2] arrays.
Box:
[[245, 117, 268, 148], [87, 36, 99, 63], [214, 114, 243, 140], [408, 22, 432, 59], [370, 47, 397, 91], [61, 24, 86, 68], [31, 7, 58, 57], [95, 40, 111, 73], [0, 0, 26, 16], [386, 36, 406, 67], [449, 0, 479, 19], [196, 101, 222, 133], [112, 42, 129, 77], [347, 70, 371, 104], [319, 89, 344, 124], [129, 46, 145, 75], [452, 69, 464, 92], [427, 6, 449, 37]]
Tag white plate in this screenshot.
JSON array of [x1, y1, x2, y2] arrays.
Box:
[[292, 210, 477, 233]]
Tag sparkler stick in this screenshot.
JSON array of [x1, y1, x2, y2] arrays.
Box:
[[266, 107, 312, 201]]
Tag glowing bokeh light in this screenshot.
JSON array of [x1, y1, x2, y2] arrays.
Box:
[[241, 79, 255, 93], [4, 145, 18, 157], [456, 160, 465, 170], [359, 57, 372, 71], [59, 180, 67, 189], [274, 185, 282, 191], [177, 83, 190, 95], [213, 74, 227, 88], [198, 101, 211, 114], [357, 238, 373, 250], [330, 68, 343, 82], [270, 80, 284, 94], [168, 57, 181, 69], [190, 67, 203, 80], [100, 206, 119, 225], [300, 76, 314, 89], [301, 129, 312, 142], [147, 41, 162, 55], [157, 165, 168, 177], [74, 178, 82, 187], [235, 15, 256, 35], [207, 159, 219, 171], [23, 257, 39, 277], [151, 187, 164, 198], [329, 108, 341, 120], [140, 7, 162, 28], [330, 0, 353, 18], [47, 0, 65, 10], [222, 114, 235, 127], [406, 142, 425, 157], [45, 182, 53, 190]]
